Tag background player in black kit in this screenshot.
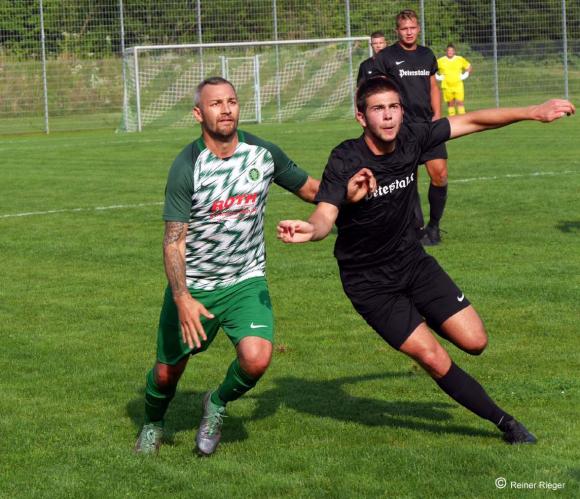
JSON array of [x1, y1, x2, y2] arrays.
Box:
[[374, 9, 446, 246], [357, 31, 388, 86], [278, 76, 575, 444]]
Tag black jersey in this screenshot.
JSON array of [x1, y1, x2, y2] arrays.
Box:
[[374, 43, 438, 123], [357, 57, 381, 85], [315, 120, 450, 270]]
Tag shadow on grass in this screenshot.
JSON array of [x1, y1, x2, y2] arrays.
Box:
[[555, 220, 580, 233], [247, 372, 498, 439], [127, 371, 497, 445]]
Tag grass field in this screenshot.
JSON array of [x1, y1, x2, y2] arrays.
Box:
[[1, 116, 579, 498]]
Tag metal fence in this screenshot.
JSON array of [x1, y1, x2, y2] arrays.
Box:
[[0, 0, 578, 134]]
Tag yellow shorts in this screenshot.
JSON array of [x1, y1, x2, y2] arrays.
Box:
[[443, 83, 465, 102]]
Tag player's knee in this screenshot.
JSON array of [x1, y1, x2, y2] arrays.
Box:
[[431, 171, 448, 186], [239, 353, 271, 379], [465, 335, 488, 356], [427, 162, 448, 186], [154, 364, 181, 392], [416, 348, 449, 378]]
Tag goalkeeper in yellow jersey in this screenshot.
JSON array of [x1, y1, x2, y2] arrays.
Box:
[[437, 44, 472, 116]]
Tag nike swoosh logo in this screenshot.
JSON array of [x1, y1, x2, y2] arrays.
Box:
[[250, 322, 268, 329], [457, 293, 465, 302], [396, 60, 405, 65]]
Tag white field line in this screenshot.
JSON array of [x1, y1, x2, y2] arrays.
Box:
[[448, 170, 578, 184], [0, 202, 163, 219], [0, 170, 577, 220]]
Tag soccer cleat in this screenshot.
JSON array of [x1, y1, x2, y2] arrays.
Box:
[[134, 423, 164, 455], [501, 419, 537, 445], [195, 391, 226, 456], [421, 224, 441, 246]]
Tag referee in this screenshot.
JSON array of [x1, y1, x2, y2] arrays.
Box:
[[278, 76, 575, 444], [374, 9, 446, 246]]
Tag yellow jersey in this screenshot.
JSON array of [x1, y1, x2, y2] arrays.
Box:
[[437, 55, 470, 87]]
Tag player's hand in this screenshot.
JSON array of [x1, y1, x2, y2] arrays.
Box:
[[460, 72, 469, 80], [531, 99, 575, 122], [173, 293, 214, 350], [435, 73, 444, 82], [277, 220, 315, 243], [346, 168, 377, 203]]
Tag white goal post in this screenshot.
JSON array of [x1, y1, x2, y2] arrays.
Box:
[[120, 37, 371, 132]]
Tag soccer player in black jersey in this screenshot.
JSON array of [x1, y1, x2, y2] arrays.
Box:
[[357, 31, 388, 86], [374, 9, 446, 245], [278, 76, 575, 444]]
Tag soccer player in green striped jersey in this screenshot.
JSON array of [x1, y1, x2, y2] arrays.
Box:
[[134, 77, 374, 456]]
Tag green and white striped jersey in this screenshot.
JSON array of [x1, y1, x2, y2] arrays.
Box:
[[163, 130, 308, 291]]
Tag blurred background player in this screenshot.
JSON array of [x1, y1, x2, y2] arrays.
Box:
[[357, 31, 388, 85], [437, 43, 472, 116], [374, 9, 447, 246]]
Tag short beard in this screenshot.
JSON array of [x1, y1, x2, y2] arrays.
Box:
[[205, 123, 237, 143]]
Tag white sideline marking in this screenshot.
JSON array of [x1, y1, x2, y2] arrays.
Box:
[[449, 170, 577, 184], [0, 202, 163, 219], [1, 170, 577, 220]]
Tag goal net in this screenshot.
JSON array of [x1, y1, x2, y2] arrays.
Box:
[[119, 37, 370, 132]]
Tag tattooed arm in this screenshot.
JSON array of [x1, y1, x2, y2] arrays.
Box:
[[163, 222, 189, 298], [163, 221, 214, 349]]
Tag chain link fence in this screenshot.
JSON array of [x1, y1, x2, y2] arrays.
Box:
[[1, 0, 578, 134]]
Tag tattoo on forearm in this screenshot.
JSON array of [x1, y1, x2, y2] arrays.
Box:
[[164, 222, 186, 246], [163, 222, 188, 296]]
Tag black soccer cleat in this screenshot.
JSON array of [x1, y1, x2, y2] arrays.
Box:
[[501, 419, 537, 445], [421, 224, 441, 246]]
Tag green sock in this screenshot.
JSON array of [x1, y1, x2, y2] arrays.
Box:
[[144, 368, 175, 425], [212, 358, 258, 407]]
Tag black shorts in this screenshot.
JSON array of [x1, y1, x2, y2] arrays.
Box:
[[419, 142, 448, 164], [339, 252, 470, 350]]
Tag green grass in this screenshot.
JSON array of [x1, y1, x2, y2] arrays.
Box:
[[1, 117, 579, 498]]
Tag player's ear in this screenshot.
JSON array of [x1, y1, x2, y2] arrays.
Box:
[[193, 105, 203, 124], [355, 110, 367, 128]]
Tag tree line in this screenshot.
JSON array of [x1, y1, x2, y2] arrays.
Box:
[[1, 0, 577, 58]]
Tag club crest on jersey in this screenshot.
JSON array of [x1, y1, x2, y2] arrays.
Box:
[[248, 167, 261, 182]]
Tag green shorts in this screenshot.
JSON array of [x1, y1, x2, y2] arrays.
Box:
[[156, 277, 274, 365]]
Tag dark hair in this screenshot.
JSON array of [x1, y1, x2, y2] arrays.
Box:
[[356, 76, 402, 113], [194, 76, 237, 106], [395, 9, 419, 28], [447, 43, 455, 49], [370, 31, 385, 39]]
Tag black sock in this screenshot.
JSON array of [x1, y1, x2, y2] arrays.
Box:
[[435, 362, 513, 429], [414, 190, 425, 230], [428, 184, 448, 227]]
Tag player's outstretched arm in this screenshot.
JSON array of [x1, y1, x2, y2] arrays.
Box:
[[278, 202, 339, 244], [449, 99, 575, 139]]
